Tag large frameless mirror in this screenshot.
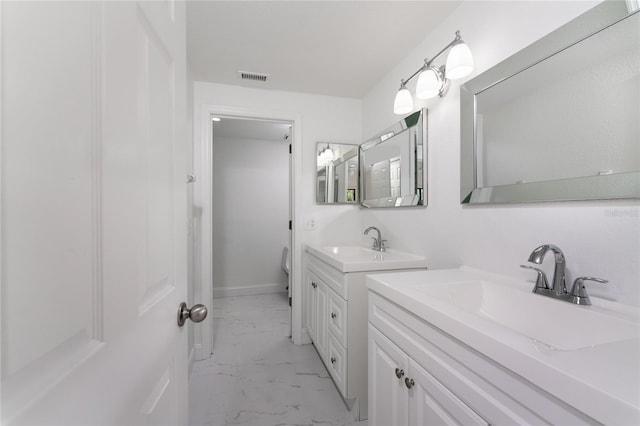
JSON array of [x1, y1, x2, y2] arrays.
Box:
[[359, 109, 427, 208], [316, 143, 359, 204], [460, 1, 640, 204]]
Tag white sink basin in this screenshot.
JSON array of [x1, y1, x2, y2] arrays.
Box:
[[413, 279, 639, 350], [305, 244, 428, 273], [368, 268, 639, 351]]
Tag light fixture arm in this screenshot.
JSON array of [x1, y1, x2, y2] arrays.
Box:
[[425, 31, 462, 67], [398, 31, 463, 88]]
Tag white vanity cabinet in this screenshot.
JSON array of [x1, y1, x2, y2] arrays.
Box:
[[304, 245, 428, 421], [367, 288, 606, 426]]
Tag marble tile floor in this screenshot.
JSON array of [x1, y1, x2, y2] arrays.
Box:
[[189, 292, 367, 426]]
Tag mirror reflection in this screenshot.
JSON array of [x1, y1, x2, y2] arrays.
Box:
[[316, 143, 359, 204], [461, 2, 640, 204], [360, 109, 427, 208]]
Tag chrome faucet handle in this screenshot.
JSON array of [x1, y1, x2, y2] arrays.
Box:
[[379, 240, 387, 252], [570, 277, 607, 305], [520, 265, 550, 292]]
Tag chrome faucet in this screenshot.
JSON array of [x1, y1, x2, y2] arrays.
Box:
[[521, 244, 608, 305], [527, 244, 567, 296], [364, 226, 386, 252]]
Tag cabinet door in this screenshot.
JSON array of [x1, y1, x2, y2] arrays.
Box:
[[315, 279, 328, 360], [408, 359, 488, 426], [368, 325, 408, 426], [307, 271, 317, 342]]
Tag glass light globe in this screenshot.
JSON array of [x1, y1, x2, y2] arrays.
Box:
[[416, 68, 441, 99], [445, 42, 474, 80], [393, 87, 413, 115], [325, 148, 334, 161]]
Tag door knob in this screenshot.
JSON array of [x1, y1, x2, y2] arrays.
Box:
[[177, 302, 208, 327]]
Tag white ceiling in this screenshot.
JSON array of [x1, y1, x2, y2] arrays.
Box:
[[186, 1, 462, 99]]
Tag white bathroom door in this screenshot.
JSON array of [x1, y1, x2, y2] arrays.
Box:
[[1, 1, 190, 424]]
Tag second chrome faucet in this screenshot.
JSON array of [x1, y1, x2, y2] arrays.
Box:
[[364, 226, 387, 252]]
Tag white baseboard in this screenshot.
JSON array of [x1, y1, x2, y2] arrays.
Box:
[[213, 282, 286, 298]]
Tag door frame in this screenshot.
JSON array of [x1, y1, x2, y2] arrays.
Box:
[[194, 104, 304, 359]]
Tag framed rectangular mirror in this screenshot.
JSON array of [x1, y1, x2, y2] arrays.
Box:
[[359, 109, 427, 208], [460, 1, 639, 204], [316, 143, 359, 204]]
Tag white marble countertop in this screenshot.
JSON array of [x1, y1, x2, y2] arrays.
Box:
[[366, 266, 640, 425]]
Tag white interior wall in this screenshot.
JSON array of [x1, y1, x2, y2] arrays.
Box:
[[212, 133, 289, 293], [361, 0, 640, 306]]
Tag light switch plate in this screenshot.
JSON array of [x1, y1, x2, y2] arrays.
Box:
[[304, 217, 317, 230]]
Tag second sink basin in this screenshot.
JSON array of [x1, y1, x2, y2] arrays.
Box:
[[305, 244, 428, 273]]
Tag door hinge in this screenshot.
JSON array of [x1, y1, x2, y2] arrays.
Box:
[[288, 220, 292, 230], [289, 144, 292, 154], [289, 297, 292, 307]]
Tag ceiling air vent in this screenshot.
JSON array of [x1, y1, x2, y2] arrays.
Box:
[[238, 71, 269, 82]]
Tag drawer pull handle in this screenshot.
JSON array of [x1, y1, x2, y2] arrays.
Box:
[[331, 357, 336, 364], [405, 378, 415, 389], [331, 312, 337, 319], [395, 368, 404, 379]]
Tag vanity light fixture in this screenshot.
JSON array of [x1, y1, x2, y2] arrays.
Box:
[[212, 117, 221, 122], [393, 30, 474, 114]]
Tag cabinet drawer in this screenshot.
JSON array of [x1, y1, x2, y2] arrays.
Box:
[[327, 332, 347, 397], [327, 287, 347, 346]]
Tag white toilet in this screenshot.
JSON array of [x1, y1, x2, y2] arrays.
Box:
[[281, 246, 290, 276]]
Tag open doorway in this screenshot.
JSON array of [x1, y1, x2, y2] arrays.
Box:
[[193, 105, 303, 361], [211, 118, 291, 299]]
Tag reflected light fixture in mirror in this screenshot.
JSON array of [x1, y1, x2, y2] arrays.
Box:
[[394, 30, 473, 114], [318, 144, 334, 167]]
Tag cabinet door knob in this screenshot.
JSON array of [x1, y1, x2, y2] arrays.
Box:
[[331, 357, 336, 364], [405, 378, 415, 389], [331, 312, 337, 319], [311, 282, 317, 288], [395, 368, 404, 379]]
